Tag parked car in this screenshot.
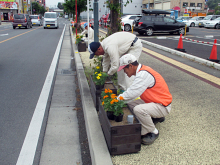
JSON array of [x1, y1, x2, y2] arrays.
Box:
[[43, 12, 59, 29], [13, 14, 32, 29], [204, 17, 220, 29], [198, 15, 220, 28], [133, 9, 189, 36], [121, 14, 142, 31], [176, 16, 192, 22], [30, 15, 43, 26], [182, 16, 205, 27]]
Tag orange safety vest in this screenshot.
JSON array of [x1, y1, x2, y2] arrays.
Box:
[[139, 65, 172, 107]]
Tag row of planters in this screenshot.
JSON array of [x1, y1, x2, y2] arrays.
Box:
[[88, 57, 142, 155]]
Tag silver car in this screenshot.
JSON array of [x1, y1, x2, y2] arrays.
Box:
[[30, 15, 43, 26], [204, 17, 220, 29]]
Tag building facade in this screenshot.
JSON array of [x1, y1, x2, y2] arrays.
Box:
[[0, 0, 19, 21], [142, 0, 207, 16], [80, 0, 143, 20]]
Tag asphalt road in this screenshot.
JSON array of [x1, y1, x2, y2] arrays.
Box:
[[0, 18, 69, 165], [134, 27, 220, 60]]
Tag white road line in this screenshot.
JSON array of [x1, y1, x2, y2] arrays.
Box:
[[16, 24, 66, 165], [0, 33, 8, 36]]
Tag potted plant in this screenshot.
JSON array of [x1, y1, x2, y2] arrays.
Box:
[[101, 89, 114, 120], [92, 66, 108, 89], [75, 34, 83, 44], [101, 89, 126, 122]]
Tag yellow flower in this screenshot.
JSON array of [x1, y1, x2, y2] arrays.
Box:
[[96, 66, 100, 69], [98, 73, 102, 76], [95, 72, 97, 74], [97, 76, 100, 79]]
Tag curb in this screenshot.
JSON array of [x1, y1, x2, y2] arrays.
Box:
[[141, 39, 220, 70], [69, 26, 113, 165]]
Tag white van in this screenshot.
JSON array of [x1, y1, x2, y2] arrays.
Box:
[[43, 12, 59, 29]]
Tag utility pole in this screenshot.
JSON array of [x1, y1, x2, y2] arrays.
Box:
[[94, 0, 99, 42]]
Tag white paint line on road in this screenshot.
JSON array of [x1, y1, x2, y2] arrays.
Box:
[[16, 25, 66, 165], [0, 33, 8, 36], [205, 35, 214, 38]]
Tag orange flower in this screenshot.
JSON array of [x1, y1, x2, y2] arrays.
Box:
[[103, 95, 109, 99], [119, 96, 124, 100], [110, 100, 115, 104], [111, 94, 117, 99], [102, 101, 104, 105], [108, 89, 113, 93], [104, 89, 108, 93], [114, 99, 119, 102]]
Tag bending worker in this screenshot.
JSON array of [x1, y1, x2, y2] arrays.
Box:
[[88, 32, 142, 90], [81, 23, 94, 45], [117, 54, 172, 145]]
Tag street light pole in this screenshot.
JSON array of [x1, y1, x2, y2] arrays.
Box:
[[94, 0, 99, 42]]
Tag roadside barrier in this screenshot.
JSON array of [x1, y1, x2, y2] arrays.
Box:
[[175, 34, 186, 52], [207, 39, 219, 63]]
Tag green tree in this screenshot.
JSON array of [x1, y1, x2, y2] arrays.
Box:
[[63, 0, 87, 22], [215, 6, 220, 14], [32, 2, 41, 14], [30, 2, 46, 15], [207, 0, 220, 9], [57, 2, 64, 9]]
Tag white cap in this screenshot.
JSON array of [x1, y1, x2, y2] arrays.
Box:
[[117, 54, 137, 72]]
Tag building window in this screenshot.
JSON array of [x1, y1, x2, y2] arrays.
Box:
[[190, 3, 195, 7], [197, 3, 202, 7], [183, 2, 188, 8]]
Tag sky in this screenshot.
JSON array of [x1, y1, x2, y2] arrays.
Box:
[[46, 0, 65, 8]]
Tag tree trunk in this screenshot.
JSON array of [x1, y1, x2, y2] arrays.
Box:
[[108, 0, 120, 35]]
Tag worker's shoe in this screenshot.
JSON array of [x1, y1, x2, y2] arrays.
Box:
[[152, 117, 165, 124], [141, 132, 159, 145]]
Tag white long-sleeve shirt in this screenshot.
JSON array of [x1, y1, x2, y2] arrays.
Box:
[[81, 27, 94, 42], [118, 64, 155, 103], [101, 32, 137, 75]]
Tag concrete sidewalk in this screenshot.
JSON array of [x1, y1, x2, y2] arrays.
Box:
[[40, 26, 220, 165], [73, 29, 220, 164]]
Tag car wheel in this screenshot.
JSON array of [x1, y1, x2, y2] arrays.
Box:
[[13, 26, 16, 29], [25, 26, 27, 29], [124, 24, 131, 31], [44, 27, 46, 29], [146, 27, 153, 36], [178, 28, 185, 35], [190, 22, 195, 27], [215, 24, 219, 29]]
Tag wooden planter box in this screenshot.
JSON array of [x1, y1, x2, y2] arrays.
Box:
[[98, 98, 141, 155], [90, 75, 117, 111]]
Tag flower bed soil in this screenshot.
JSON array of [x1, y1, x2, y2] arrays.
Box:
[[109, 107, 138, 126]]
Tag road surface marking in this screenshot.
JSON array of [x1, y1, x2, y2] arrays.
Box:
[[0, 27, 41, 44], [16, 25, 66, 165], [142, 47, 220, 86]]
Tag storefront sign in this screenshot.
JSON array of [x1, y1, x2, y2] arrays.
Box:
[[0, 2, 18, 9]]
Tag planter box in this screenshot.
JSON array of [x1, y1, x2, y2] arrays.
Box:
[[90, 75, 117, 111], [98, 98, 141, 155], [78, 41, 86, 52]]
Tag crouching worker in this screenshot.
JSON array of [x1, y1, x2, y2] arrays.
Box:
[[81, 23, 94, 45], [117, 54, 172, 145]]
